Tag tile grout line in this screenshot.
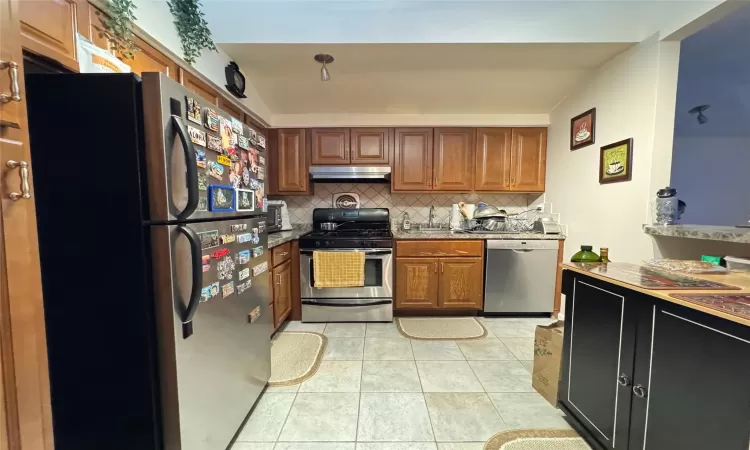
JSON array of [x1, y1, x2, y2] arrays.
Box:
[[273, 390, 298, 445], [411, 339, 438, 444]]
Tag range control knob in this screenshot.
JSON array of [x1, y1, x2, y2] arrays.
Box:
[[315, 241, 321, 247]]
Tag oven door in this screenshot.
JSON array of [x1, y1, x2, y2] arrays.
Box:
[[300, 249, 393, 299]]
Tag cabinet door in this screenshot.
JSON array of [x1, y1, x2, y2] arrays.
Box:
[[273, 260, 293, 327], [218, 97, 244, 122], [277, 129, 310, 193], [433, 128, 474, 191], [395, 258, 439, 309], [76, 3, 111, 52], [179, 68, 220, 106], [128, 36, 179, 81], [509, 127, 546, 192], [311, 128, 350, 165], [19, 0, 78, 70], [629, 303, 750, 450], [350, 128, 390, 165], [392, 128, 433, 191], [560, 273, 636, 450], [437, 257, 483, 309], [475, 128, 512, 191]]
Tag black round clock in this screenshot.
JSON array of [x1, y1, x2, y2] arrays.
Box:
[[225, 61, 247, 99]]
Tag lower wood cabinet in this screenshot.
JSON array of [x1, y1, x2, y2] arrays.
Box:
[[561, 271, 750, 450], [395, 241, 484, 310], [269, 242, 294, 331]]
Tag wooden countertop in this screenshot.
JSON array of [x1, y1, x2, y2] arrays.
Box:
[[562, 262, 750, 327]]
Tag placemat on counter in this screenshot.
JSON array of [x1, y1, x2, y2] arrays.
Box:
[[670, 294, 750, 320], [569, 262, 740, 290]]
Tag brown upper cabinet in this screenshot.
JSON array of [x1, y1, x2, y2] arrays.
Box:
[[350, 128, 390, 165], [392, 128, 433, 191], [277, 129, 311, 194], [180, 68, 220, 106], [129, 36, 179, 81], [433, 128, 475, 191], [20, 0, 79, 70], [509, 127, 547, 192], [311, 128, 350, 165], [475, 128, 512, 191]]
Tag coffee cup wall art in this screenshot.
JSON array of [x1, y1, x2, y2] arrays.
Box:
[[570, 107, 596, 150], [599, 138, 633, 184]]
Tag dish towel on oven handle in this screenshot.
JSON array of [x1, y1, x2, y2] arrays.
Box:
[[313, 251, 366, 288]]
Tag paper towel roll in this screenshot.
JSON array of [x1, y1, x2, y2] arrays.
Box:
[[465, 203, 476, 219], [450, 204, 462, 230]]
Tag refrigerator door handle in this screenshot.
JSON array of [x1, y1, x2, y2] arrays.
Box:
[[175, 225, 202, 339], [171, 114, 199, 220]]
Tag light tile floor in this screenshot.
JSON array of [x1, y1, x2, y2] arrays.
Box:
[[235, 318, 570, 449]]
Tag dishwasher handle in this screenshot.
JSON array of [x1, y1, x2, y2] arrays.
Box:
[[486, 240, 560, 251]]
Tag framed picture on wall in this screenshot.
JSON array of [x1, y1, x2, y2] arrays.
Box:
[[599, 138, 634, 184], [570, 108, 596, 150]]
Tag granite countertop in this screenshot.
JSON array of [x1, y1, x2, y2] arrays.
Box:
[[643, 224, 750, 244], [562, 262, 750, 327], [392, 229, 565, 240], [267, 224, 311, 249]]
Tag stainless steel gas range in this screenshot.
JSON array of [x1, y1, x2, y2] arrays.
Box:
[[299, 208, 393, 322]]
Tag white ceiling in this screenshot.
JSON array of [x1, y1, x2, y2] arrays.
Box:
[[221, 43, 633, 115]]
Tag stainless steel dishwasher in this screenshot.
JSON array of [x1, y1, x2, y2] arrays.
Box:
[[484, 240, 560, 313]]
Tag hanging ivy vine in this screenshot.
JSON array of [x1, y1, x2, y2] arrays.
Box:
[[95, 0, 139, 59], [167, 0, 217, 65]]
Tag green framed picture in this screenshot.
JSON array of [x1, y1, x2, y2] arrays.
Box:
[[599, 138, 633, 184]]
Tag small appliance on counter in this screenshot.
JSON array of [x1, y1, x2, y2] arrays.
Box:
[[653, 186, 686, 225], [267, 200, 292, 232], [533, 216, 562, 234]]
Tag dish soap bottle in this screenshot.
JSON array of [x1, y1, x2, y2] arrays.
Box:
[[599, 248, 610, 263], [571, 245, 600, 263], [402, 212, 411, 231]]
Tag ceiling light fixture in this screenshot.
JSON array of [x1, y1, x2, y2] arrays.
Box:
[[689, 105, 710, 124], [314, 54, 334, 81]]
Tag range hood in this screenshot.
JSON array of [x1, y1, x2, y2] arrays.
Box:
[[309, 166, 391, 183]]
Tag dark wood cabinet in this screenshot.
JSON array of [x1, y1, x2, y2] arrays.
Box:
[[272, 259, 292, 329], [433, 128, 474, 191], [510, 127, 546, 192], [311, 128, 350, 165], [277, 129, 310, 194], [127, 36, 179, 81], [218, 97, 244, 122], [351, 128, 390, 165], [475, 128, 512, 191], [438, 257, 483, 308], [392, 128, 433, 191], [179, 68, 220, 106], [561, 271, 750, 450], [395, 258, 439, 309]]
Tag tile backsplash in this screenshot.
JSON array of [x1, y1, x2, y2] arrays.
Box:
[[271, 183, 539, 224]]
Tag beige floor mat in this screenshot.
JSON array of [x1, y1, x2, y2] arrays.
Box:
[[268, 332, 327, 386], [485, 429, 590, 450], [397, 317, 488, 340]]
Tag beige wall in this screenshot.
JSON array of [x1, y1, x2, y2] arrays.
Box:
[[270, 113, 549, 128], [545, 35, 680, 263]]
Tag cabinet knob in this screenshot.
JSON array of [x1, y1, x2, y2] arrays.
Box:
[[632, 384, 647, 398], [617, 373, 630, 387]]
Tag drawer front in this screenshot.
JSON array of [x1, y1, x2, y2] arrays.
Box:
[[396, 240, 483, 257], [272, 242, 292, 267]]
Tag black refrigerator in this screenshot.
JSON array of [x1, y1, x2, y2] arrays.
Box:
[[25, 72, 271, 450]]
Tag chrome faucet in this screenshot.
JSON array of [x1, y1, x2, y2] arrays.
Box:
[[428, 205, 436, 228]]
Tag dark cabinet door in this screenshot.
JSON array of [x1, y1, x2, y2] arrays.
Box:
[[560, 273, 636, 450], [433, 128, 475, 191], [392, 128, 433, 191], [629, 303, 750, 450], [311, 128, 350, 165]]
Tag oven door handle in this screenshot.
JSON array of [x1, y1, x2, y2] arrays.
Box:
[[300, 249, 392, 255], [301, 300, 393, 307]]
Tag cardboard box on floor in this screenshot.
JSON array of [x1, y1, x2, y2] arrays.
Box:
[[532, 321, 564, 406]]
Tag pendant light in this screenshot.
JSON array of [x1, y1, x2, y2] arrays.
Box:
[[314, 54, 334, 81]]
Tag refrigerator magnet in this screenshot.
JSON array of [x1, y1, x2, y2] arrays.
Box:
[[236, 189, 255, 212], [237, 233, 253, 244], [197, 230, 219, 250], [222, 281, 235, 298], [252, 246, 264, 258], [205, 108, 220, 132], [262, 197, 268, 213], [236, 250, 251, 265], [186, 96, 202, 124], [207, 161, 224, 181], [237, 135, 249, 150], [259, 155, 265, 166], [237, 280, 252, 295], [231, 117, 243, 135], [197, 173, 208, 191], [257, 135, 266, 150], [249, 129, 258, 146], [208, 185, 235, 212], [238, 268, 250, 281], [248, 306, 260, 324], [230, 223, 248, 232], [256, 166, 265, 181], [212, 248, 230, 259], [250, 228, 260, 245], [258, 221, 266, 233], [252, 261, 268, 277], [217, 255, 235, 280], [220, 234, 236, 244], [188, 125, 206, 147], [207, 135, 222, 153], [196, 197, 208, 211], [195, 149, 207, 168], [200, 282, 220, 302], [216, 154, 231, 166]]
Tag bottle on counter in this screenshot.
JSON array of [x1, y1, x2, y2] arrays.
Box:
[[402, 212, 411, 231], [571, 245, 600, 263], [599, 248, 610, 263]]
